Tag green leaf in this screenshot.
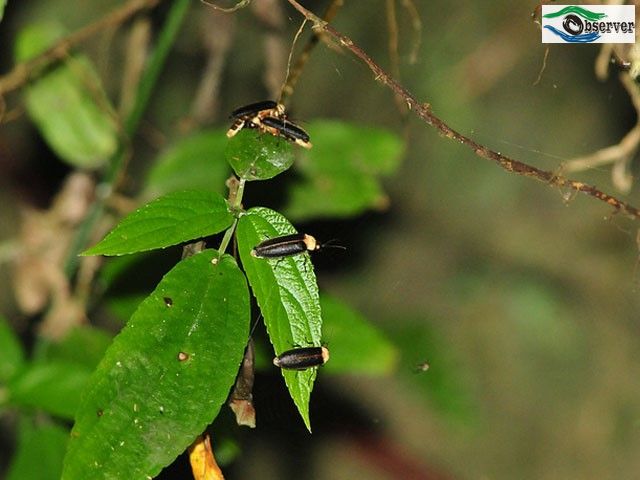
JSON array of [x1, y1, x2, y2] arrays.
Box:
[[236, 207, 322, 431], [6, 327, 112, 419], [320, 295, 399, 375], [284, 120, 404, 220], [7, 361, 93, 419], [98, 253, 171, 321], [225, 128, 294, 180], [106, 294, 148, 323], [62, 250, 250, 480], [34, 326, 112, 369], [286, 174, 389, 220], [6, 417, 69, 480], [0, 315, 25, 383], [392, 320, 477, 424], [83, 190, 233, 256], [0, 1, 6, 22], [144, 129, 230, 198], [15, 23, 119, 169], [304, 120, 403, 175]]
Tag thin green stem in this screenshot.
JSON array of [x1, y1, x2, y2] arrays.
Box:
[[64, 0, 190, 276], [122, 0, 190, 139], [233, 177, 246, 210], [218, 178, 247, 256], [218, 219, 238, 257]]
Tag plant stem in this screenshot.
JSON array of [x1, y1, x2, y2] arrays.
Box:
[[64, 0, 190, 276], [233, 177, 246, 210], [217, 219, 238, 257], [218, 178, 246, 256], [122, 0, 190, 138]]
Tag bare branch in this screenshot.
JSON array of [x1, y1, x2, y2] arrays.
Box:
[[0, 0, 161, 96], [280, 0, 344, 102], [285, 0, 640, 219]]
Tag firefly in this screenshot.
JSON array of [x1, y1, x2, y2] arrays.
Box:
[[259, 116, 312, 149], [251, 233, 320, 259], [227, 100, 285, 138], [273, 346, 330, 370]]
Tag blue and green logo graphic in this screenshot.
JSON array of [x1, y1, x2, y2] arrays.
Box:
[[543, 6, 606, 43]]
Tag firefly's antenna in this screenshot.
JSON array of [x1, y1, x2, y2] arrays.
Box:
[[320, 239, 347, 252]]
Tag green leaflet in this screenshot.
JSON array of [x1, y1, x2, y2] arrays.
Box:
[[144, 129, 230, 198], [320, 295, 399, 375], [15, 23, 119, 169], [6, 417, 68, 480], [6, 326, 112, 420], [225, 128, 294, 181], [33, 325, 112, 369], [0, 315, 24, 383], [236, 207, 322, 431], [83, 190, 233, 256], [392, 319, 477, 425], [62, 251, 250, 480], [8, 362, 94, 420], [284, 120, 403, 220]]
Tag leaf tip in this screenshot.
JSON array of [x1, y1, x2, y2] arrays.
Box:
[[79, 247, 97, 257]]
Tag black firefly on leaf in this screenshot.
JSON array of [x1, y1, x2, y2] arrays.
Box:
[[227, 100, 311, 148], [226, 100, 285, 138], [260, 116, 312, 149], [251, 233, 321, 259], [273, 346, 330, 371], [251, 233, 346, 259]]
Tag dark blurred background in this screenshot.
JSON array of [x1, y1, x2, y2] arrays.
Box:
[[2, 1, 640, 479]]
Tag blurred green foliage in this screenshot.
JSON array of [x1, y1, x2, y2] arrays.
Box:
[[2, 1, 639, 479], [15, 23, 119, 168]]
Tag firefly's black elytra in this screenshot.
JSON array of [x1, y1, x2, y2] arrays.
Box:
[[251, 233, 320, 258], [226, 101, 311, 148], [230, 100, 279, 120], [273, 346, 330, 370], [227, 101, 285, 138], [260, 116, 312, 149]]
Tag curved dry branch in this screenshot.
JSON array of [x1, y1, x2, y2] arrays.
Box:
[[285, 0, 640, 219], [0, 0, 161, 96], [564, 73, 640, 195]]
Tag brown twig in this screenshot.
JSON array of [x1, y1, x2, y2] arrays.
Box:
[[385, 0, 408, 118], [564, 73, 640, 193], [0, 0, 161, 96], [285, 0, 640, 219], [200, 0, 250, 13], [280, 0, 344, 103]]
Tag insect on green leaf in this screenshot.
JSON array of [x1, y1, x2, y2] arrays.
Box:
[[236, 207, 323, 431]]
